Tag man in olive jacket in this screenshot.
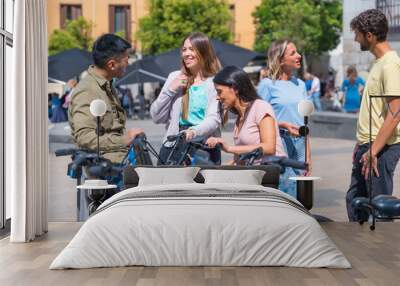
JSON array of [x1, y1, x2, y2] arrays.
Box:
[[69, 34, 143, 163]]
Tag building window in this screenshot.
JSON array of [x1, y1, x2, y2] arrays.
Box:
[[229, 4, 235, 35], [376, 0, 400, 34], [60, 4, 82, 28], [109, 5, 131, 42], [229, 4, 239, 43]]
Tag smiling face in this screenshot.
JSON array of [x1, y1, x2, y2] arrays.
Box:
[[214, 83, 237, 110], [280, 42, 302, 71], [181, 39, 201, 71]]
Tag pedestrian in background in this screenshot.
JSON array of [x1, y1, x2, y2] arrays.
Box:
[[340, 65, 365, 113], [150, 32, 222, 164], [50, 92, 67, 123], [257, 39, 312, 197], [61, 78, 78, 116], [325, 68, 336, 97], [304, 74, 313, 94], [304, 72, 322, 111]]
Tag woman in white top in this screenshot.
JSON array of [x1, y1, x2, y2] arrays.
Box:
[[150, 32, 221, 164]]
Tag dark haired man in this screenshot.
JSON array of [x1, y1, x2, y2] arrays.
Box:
[[346, 9, 400, 221], [69, 34, 144, 163]]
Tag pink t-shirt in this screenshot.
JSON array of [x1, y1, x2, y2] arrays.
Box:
[[234, 99, 286, 163]]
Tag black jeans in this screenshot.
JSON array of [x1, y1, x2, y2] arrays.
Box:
[[346, 143, 400, 221]]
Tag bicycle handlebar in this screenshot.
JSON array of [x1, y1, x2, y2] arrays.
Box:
[[166, 132, 185, 142], [55, 148, 95, 157], [55, 148, 79, 157], [87, 163, 123, 178], [263, 156, 308, 170], [239, 148, 308, 170], [163, 134, 220, 166], [56, 147, 122, 179], [239, 147, 263, 162]]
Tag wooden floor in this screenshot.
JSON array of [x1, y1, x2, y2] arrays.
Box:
[[0, 222, 399, 286]]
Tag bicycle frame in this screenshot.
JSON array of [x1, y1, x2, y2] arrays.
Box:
[[162, 134, 217, 166]]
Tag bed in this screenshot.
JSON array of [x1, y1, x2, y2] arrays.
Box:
[[50, 166, 350, 269]]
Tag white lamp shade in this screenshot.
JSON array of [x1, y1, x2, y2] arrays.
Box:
[[298, 100, 315, 117], [90, 99, 107, 117]]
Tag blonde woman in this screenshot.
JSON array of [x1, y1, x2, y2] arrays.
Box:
[[150, 32, 221, 164], [257, 40, 312, 195]]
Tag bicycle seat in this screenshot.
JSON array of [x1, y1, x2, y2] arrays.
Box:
[[352, 195, 400, 220], [351, 197, 371, 222], [372, 195, 400, 217]]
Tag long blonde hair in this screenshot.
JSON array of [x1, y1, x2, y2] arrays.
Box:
[[266, 39, 290, 80], [181, 32, 221, 120]]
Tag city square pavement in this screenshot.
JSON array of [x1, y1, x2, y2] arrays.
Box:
[[48, 119, 400, 222]]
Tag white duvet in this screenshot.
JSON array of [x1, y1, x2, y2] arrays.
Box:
[[50, 183, 351, 269]]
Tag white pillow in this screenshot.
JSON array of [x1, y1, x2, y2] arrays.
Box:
[[200, 169, 266, 185], [135, 167, 200, 186]]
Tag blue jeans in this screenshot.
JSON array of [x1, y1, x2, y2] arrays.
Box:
[[310, 91, 322, 111], [279, 131, 306, 198], [279, 166, 297, 198]]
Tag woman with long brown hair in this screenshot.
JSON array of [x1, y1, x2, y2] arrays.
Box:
[[206, 66, 286, 164], [150, 32, 221, 164]]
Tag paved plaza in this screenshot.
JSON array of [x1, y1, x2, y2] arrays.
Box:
[[48, 119, 400, 222]]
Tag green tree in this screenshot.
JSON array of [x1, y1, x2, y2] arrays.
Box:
[[49, 17, 93, 56], [253, 0, 342, 56], [114, 30, 126, 40], [137, 0, 232, 55]]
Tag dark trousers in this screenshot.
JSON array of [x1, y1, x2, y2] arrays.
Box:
[[346, 143, 400, 221]]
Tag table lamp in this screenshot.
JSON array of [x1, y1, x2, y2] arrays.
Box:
[[289, 99, 320, 210], [89, 99, 107, 159]]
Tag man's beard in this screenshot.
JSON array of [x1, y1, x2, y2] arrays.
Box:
[[115, 67, 126, 78], [360, 42, 369, 51]]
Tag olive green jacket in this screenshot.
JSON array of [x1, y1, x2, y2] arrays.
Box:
[[68, 66, 128, 163]]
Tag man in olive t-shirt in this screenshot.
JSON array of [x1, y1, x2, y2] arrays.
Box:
[[69, 34, 144, 163], [346, 9, 400, 221]]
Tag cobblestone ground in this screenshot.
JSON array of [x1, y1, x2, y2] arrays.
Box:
[[49, 120, 400, 222]]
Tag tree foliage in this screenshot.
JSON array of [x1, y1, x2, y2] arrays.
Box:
[[253, 0, 342, 55], [49, 17, 93, 56], [137, 0, 232, 55]]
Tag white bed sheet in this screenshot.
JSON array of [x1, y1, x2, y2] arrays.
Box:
[[50, 183, 351, 269]]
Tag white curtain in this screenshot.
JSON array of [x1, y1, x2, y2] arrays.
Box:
[[8, 0, 48, 242]]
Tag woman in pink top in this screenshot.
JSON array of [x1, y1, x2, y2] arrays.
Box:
[[206, 66, 286, 164]]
